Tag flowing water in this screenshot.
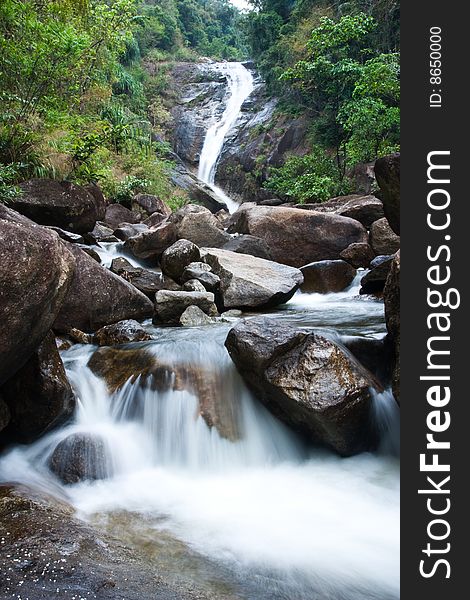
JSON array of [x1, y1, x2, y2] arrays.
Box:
[[198, 62, 254, 213], [0, 63, 399, 599]]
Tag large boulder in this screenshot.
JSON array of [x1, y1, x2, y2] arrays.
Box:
[[299, 194, 384, 228], [300, 260, 356, 293], [160, 239, 201, 282], [169, 204, 230, 248], [49, 433, 110, 484], [340, 242, 375, 268], [369, 217, 400, 256], [12, 179, 106, 233], [0, 332, 76, 443], [374, 153, 400, 234], [222, 234, 273, 260], [124, 221, 177, 260], [103, 203, 141, 228], [0, 207, 76, 385], [384, 251, 400, 403], [154, 290, 218, 325], [94, 320, 152, 347], [54, 245, 153, 333], [228, 205, 368, 267], [225, 318, 377, 456], [114, 222, 149, 241], [132, 193, 171, 218], [202, 247, 303, 310]]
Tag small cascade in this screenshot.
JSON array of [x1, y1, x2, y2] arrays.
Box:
[[198, 62, 254, 213]]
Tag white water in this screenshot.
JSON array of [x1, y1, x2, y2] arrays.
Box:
[[198, 62, 254, 213]]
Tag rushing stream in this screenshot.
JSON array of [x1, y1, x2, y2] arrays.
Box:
[[0, 62, 399, 599]]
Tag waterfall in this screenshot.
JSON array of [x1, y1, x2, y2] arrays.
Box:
[[198, 62, 254, 213]]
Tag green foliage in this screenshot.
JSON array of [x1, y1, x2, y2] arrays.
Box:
[[103, 174, 151, 204], [0, 163, 22, 204]]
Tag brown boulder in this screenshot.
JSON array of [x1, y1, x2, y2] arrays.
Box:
[[49, 433, 110, 484], [160, 239, 201, 282], [169, 204, 230, 248], [94, 320, 152, 346], [374, 153, 400, 234], [300, 194, 384, 228], [132, 193, 171, 218], [13, 179, 105, 233], [370, 217, 400, 256], [300, 260, 356, 293], [124, 221, 177, 260], [0, 207, 76, 385], [104, 203, 141, 229], [110, 257, 179, 297], [340, 242, 375, 268], [222, 234, 273, 260], [0, 332, 76, 443], [54, 245, 153, 333], [154, 290, 218, 325], [228, 205, 368, 267]]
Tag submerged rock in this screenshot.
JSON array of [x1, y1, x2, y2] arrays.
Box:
[[1, 332, 76, 444], [202, 247, 303, 310], [94, 320, 152, 346], [0, 207, 76, 385], [54, 245, 153, 333], [300, 260, 356, 293], [154, 290, 218, 325], [228, 205, 368, 267], [12, 179, 106, 233], [49, 433, 110, 484], [225, 318, 377, 456]]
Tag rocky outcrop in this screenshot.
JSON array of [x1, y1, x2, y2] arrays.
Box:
[[1, 332, 76, 443], [384, 251, 400, 403], [124, 221, 177, 260], [369, 217, 400, 256], [170, 159, 228, 212], [49, 433, 110, 484], [202, 247, 303, 310], [54, 245, 153, 333], [0, 207, 76, 385], [160, 239, 201, 282], [169, 204, 230, 248], [12, 179, 106, 233], [94, 320, 152, 346], [225, 318, 377, 456], [374, 153, 400, 234], [228, 204, 368, 267], [299, 194, 384, 228], [154, 290, 218, 325], [300, 260, 356, 293]]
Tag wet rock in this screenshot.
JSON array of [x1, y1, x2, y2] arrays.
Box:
[[46, 226, 84, 244], [384, 251, 400, 403], [160, 239, 201, 282], [0, 207, 76, 385], [66, 327, 93, 345], [49, 433, 110, 484], [83, 222, 118, 244], [342, 336, 391, 386], [228, 205, 368, 268], [170, 204, 230, 248], [179, 305, 214, 327], [202, 247, 303, 310], [360, 255, 393, 295], [12, 179, 106, 233], [94, 320, 152, 346], [300, 260, 356, 293], [76, 243, 102, 262], [170, 161, 227, 212], [154, 290, 218, 325], [225, 318, 377, 456], [340, 242, 375, 268], [375, 153, 400, 234], [222, 234, 273, 260], [114, 222, 149, 241], [55, 336, 73, 351], [221, 309, 243, 318], [88, 347, 158, 392], [111, 257, 179, 296], [181, 262, 221, 292], [124, 221, 177, 260], [104, 203, 141, 229], [0, 332, 76, 443], [132, 193, 171, 218], [183, 279, 207, 292], [300, 194, 384, 228], [370, 217, 400, 256], [54, 245, 153, 333]]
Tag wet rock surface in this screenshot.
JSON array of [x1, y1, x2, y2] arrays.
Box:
[[124, 221, 177, 260], [94, 320, 153, 346], [154, 290, 218, 325], [111, 257, 179, 296], [49, 433, 111, 484], [300, 260, 356, 293]]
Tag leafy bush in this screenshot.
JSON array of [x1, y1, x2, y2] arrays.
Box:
[[0, 163, 21, 204]]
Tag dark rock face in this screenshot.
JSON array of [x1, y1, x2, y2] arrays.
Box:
[[170, 161, 228, 212], [342, 336, 391, 387], [181, 262, 221, 292], [160, 239, 201, 282], [132, 193, 171, 218], [384, 251, 400, 403], [360, 256, 393, 295], [114, 222, 149, 241], [300, 194, 384, 228], [169, 204, 230, 248], [222, 234, 273, 260], [300, 260, 356, 293], [94, 320, 152, 347], [374, 153, 400, 234], [13, 179, 105, 233], [228, 205, 368, 268], [54, 245, 153, 333], [104, 203, 141, 229], [340, 242, 375, 268], [369, 217, 400, 256], [111, 257, 179, 296], [225, 318, 377, 456], [0, 207, 76, 385], [154, 290, 218, 325], [0, 395, 10, 433], [1, 332, 76, 443], [202, 248, 303, 310], [124, 221, 177, 260], [46, 226, 85, 244], [49, 433, 110, 484]]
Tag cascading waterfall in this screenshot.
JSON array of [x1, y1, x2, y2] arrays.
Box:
[[197, 62, 254, 213]]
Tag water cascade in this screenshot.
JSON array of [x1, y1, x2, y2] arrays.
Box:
[[197, 62, 254, 213]]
